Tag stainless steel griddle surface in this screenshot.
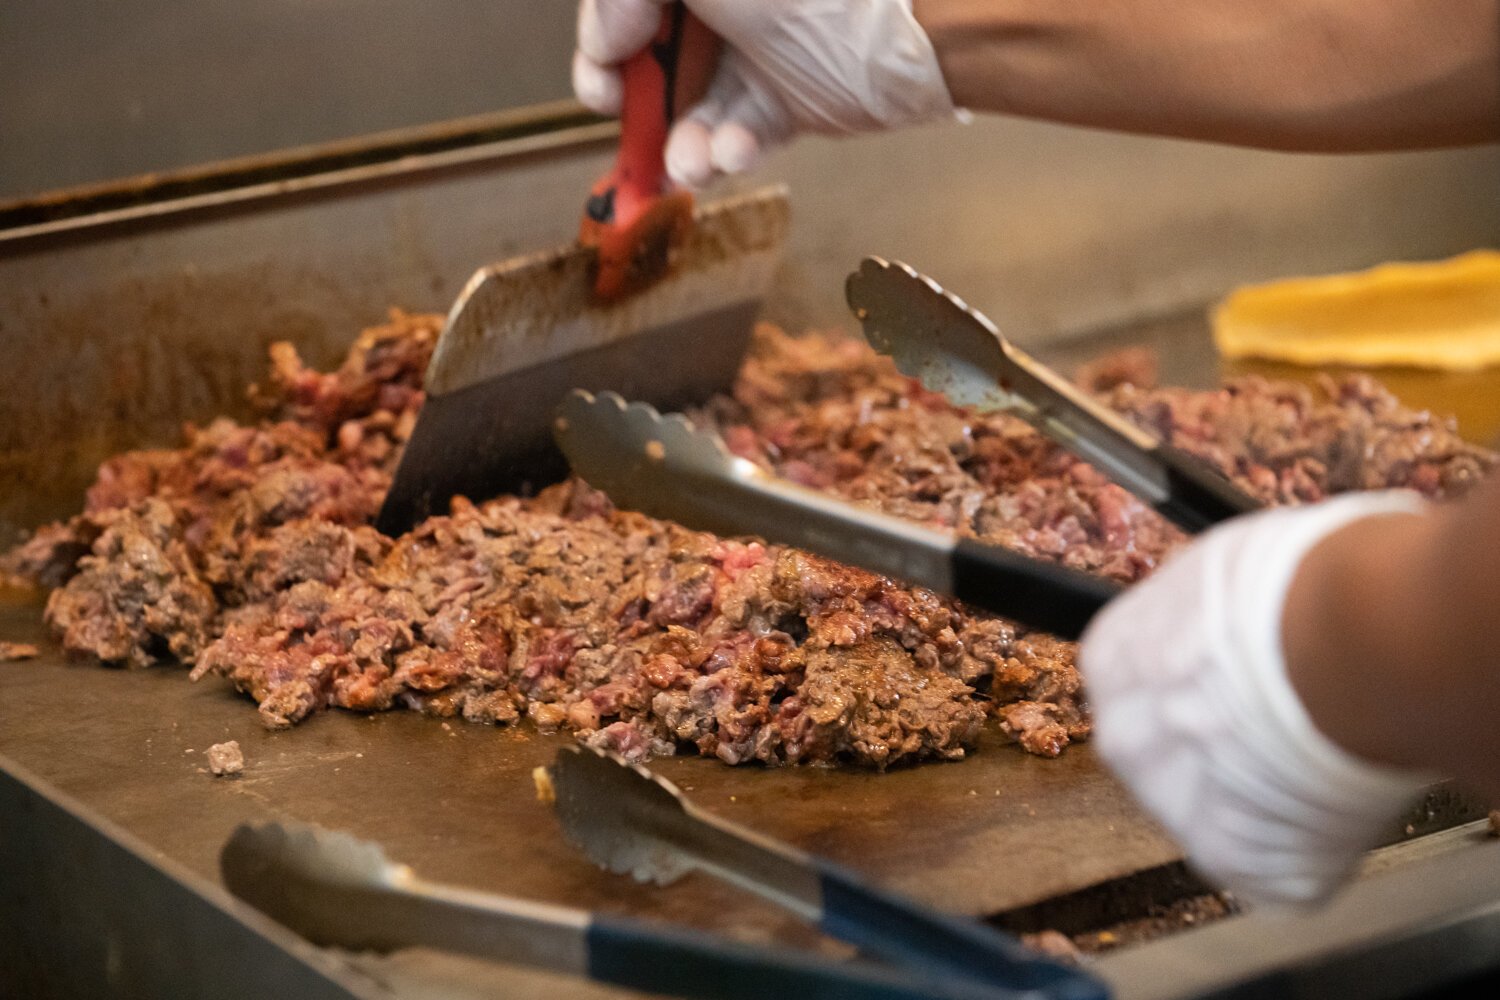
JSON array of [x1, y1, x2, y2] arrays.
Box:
[[0, 591, 1176, 931]]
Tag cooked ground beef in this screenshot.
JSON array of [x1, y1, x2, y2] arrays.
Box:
[[206, 740, 245, 777], [3, 313, 1490, 767]]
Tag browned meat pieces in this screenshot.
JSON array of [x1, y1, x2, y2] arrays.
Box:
[[0, 642, 39, 662], [1074, 347, 1159, 395], [6, 315, 1493, 768], [2, 520, 100, 589], [961, 621, 1089, 758], [1105, 373, 1492, 504], [248, 307, 435, 455], [794, 641, 984, 767], [45, 499, 216, 668], [206, 740, 244, 777], [705, 329, 1185, 584], [587, 547, 986, 766], [188, 488, 985, 765]]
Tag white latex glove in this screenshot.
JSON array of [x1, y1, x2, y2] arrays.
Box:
[[1079, 490, 1438, 907], [573, 0, 957, 187]]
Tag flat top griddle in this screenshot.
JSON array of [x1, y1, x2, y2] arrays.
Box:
[[0, 590, 1178, 998], [0, 591, 1175, 922], [4, 315, 1496, 998]]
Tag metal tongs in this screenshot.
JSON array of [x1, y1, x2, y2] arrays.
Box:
[[217, 815, 1104, 1000], [221, 820, 1028, 1000], [845, 257, 1259, 533], [550, 744, 1108, 1000], [553, 391, 1119, 639]]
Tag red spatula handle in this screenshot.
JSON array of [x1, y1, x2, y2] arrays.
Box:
[[580, 4, 719, 301]]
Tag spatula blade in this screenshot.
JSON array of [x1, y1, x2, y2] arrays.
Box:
[[377, 185, 790, 535]]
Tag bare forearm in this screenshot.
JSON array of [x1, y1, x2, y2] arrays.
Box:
[[914, 0, 1500, 151], [1285, 475, 1500, 793]]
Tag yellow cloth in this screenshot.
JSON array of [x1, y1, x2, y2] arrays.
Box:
[[1213, 250, 1500, 371]]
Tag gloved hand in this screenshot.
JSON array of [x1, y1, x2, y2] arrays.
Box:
[[1079, 490, 1438, 907], [573, 0, 957, 187]]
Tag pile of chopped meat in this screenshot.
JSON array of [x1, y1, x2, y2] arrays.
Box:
[[4, 312, 1491, 767]]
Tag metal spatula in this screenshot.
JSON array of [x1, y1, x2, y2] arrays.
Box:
[[376, 187, 789, 535], [551, 744, 1110, 1000], [374, 5, 786, 536], [219, 820, 1006, 1000], [845, 257, 1259, 533], [552, 390, 1119, 640]]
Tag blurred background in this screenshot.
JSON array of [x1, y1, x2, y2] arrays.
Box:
[[0, 0, 574, 199]]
